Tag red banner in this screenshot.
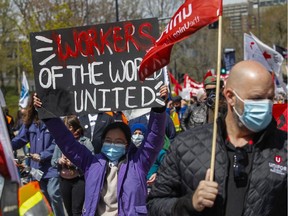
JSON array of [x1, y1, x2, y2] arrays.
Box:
[[184, 74, 203, 89], [139, 0, 222, 81]]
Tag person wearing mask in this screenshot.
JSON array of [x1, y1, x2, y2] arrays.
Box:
[[34, 85, 168, 216], [147, 61, 287, 216], [130, 122, 169, 192], [166, 96, 187, 133], [11, 95, 65, 216], [130, 123, 147, 148], [128, 110, 176, 142], [204, 76, 226, 123], [181, 89, 207, 131], [52, 115, 94, 216], [181, 76, 225, 131]]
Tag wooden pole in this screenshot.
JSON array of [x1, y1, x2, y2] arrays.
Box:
[[209, 15, 222, 182]]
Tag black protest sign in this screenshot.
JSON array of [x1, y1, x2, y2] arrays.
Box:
[[30, 18, 166, 118]]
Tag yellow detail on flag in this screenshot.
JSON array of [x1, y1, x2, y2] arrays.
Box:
[[18, 181, 53, 216], [19, 191, 42, 215]]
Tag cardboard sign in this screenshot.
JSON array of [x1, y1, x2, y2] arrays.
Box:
[[30, 18, 166, 118]]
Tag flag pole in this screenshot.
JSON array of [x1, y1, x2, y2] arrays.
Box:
[[210, 14, 222, 182]]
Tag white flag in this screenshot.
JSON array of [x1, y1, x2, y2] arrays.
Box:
[[244, 32, 285, 91], [19, 71, 29, 108], [0, 89, 6, 107]]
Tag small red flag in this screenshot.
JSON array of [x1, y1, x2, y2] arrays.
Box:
[[184, 74, 203, 89], [169, 72, 183, 95], [139, 0, 222, 81]]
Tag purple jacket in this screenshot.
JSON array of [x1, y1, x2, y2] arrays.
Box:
[[44, 110, 166, 216], [12, 121, 58, 179]]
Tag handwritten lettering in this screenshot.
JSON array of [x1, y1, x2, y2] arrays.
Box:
[[55, 22, 155, 62]]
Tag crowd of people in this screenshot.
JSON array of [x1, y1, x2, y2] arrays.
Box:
[[1, 60, 287, 216]]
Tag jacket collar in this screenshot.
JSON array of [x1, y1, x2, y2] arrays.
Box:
[[217, 116, 278, 148]]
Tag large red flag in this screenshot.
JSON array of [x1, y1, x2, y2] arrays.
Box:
[[139, 0, 222, 81]]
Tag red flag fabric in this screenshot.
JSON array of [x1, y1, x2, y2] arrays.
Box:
[[0, 141, 10, 178], [169, 72, 183, 95], [184, 74, 203, 89], [139, 0, 222, 81], [183, 74, 204, 97]]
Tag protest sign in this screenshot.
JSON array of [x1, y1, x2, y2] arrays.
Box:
[[30, 18, 166, 118]]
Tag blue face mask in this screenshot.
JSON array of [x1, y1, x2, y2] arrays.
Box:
[[101, 143, 126, 162], [131, 134, 144, 147], [233, 91, 273, 132]]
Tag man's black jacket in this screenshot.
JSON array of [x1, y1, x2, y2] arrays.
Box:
[[147, 118, 287, 216]]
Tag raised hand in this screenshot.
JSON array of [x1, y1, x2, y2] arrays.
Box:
[[33, 93, 42, 108], [159, 85, 169, 102]]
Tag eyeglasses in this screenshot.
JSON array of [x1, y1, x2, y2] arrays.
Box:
[[103, 139, 127, 146], [233, 148, 248, 185]]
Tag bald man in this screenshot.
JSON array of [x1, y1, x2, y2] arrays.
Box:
[[147, 60, 287, 216]]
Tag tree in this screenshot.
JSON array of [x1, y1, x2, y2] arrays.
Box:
[[260, 5, 287, 47], [0, 0, 18, 89], [13, 0, 82, 75], [8, 0, 287, 86]]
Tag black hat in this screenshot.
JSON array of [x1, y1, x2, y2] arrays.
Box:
[[172, 96, 182, 103], [101, 122, 131, 144]]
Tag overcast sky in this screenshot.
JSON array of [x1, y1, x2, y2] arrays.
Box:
[[223, 0, 247, 5]]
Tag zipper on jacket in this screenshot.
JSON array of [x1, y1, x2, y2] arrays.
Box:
[[241, 146, 256, 216], [221, 139, 229, 216]]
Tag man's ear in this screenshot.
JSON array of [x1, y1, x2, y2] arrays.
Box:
[[223, 87, 235, 106]]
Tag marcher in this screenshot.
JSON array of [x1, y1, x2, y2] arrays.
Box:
[[34, 85, 168, 216], [181, 76, 225, 131], [128, 110, 176, 142], [12, 108, 26, 135], [13, 108, 31, 165], [147, 60, 287, 216], [166, 96, 187, 133], [52, 115, 94, 216], [79, 112, 114, 153], [130, 123, 169, 189], [130, 123, 147, 148], [106, 111, 129, 125], [11, 95, 65, 216], [3, 107, 15, 140]]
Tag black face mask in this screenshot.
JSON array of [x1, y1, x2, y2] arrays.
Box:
[[206, 89, 216, 108], [175, 106, 181, 112]]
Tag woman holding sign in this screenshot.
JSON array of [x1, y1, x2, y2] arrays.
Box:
[[34, 85, 168, 216]]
